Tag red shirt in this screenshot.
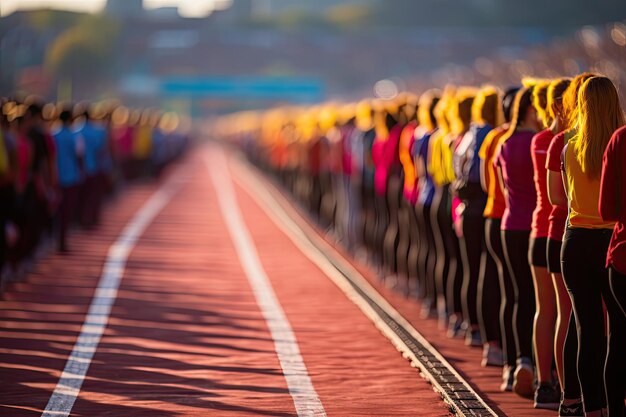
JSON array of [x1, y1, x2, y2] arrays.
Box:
[[545, 132, 568, 241], [531, 129, 554, 238], [599, 126, 626, 273]]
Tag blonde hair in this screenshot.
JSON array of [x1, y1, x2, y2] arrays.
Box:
[[434, 87, 455, 135], [574, 76, 625, 178], [417, 89, 441, 131], [546, 78, 571, 122], [472, 86, 503, 127], [449, 88, 476, 135], [532, 80, 552, 128], [563, 72, 596, 130]]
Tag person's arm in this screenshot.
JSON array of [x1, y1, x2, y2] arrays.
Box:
[[547, 169, 568, 209], [599, 132, 620, 221], [480, 158, 488, 193]]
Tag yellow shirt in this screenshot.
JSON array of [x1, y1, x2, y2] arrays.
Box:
[[428, 132, 456, 187], [564, 139, 615, 229], [132, 125, 152, 159]]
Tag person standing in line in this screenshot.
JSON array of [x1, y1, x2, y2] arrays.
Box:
[[454, 86, 504, 362], [423, 89, 454, 321], [528, 80, 562, 409], [76, 107, 106, 228], [398, 97, 419, 292], [478, 87, 520, 389], [448, 88, 487, 348], [561, 76, 625, 417], [495, 86, 541, 398], [599, 123, 626, 417], [453, 86, 502, 348], [412, 91, 440, 302], [546, 73, 595, 417], [52, 109, 82, 253]]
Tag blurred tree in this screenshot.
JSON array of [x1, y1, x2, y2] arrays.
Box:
[[45, 15, 120, 97]]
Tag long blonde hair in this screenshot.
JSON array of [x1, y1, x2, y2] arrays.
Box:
[[562, 72, 596, 130], [472, 86, 503, 127], [532, 80, 552, 128], [575, 76, 625, 178]]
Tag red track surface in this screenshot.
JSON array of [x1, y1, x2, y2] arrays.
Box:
[[1, 148, 449, 416]]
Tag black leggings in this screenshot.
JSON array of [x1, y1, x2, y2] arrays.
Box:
[[383, 177, 402, 274], [486, 218, 516, 366], [431, 187, 453, 317], [562, 228, 626, 414], [374, 193, 389, 267], [416, 202, 436, 308], [502, 229, 535, 361], [608, 267, 626, 417], [479, 218, 502, 345], [460, 210, 486, 328]]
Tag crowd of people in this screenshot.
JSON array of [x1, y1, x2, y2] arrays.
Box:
[[0, 98, 189, 289], [217, 74, 626, 417]]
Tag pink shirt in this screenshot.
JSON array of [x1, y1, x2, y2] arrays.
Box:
[[545, 132, 568, 241], [496, 130, 538, 231], [531, 129, 554, 238]]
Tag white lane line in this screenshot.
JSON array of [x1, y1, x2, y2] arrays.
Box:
[[206, 149, 326, 417], [42, 171, 187, 417], [230, 155, 498, 417]]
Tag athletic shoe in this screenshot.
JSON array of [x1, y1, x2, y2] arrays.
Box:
[[465, 329, 482, 347], [447, 316, 464, 339], [534, 383, 560, 410], [513, 357, 535, 398], [481, 345, 504, 367], [558, 400, 584, 417], [500, 365, 514, 392]]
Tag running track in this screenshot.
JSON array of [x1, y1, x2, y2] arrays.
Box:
[[0, 144, 556, 416]]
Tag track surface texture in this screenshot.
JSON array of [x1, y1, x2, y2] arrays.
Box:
[[1, 144, 552, 416]]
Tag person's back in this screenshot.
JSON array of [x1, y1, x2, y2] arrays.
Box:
[[78, 120, 106, 177], [53, 124, 81, 188]]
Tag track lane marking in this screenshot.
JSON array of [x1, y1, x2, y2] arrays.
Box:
[[41, 170, 188, 417], [229, 152, 498, 417], [205, 148, 326, 417]]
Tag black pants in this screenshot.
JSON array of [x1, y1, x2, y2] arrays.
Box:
[[57, 185, 79, 251], [486, 218, 516, 366], [416, 202, 436, 307], [562, 228, 626, 414], [384, 177, 402, 274], [460, 210, 486, 328], [375, 193, 389, 268], [502, 229, 535, 361], [431, 187, 451, 316], [608, 267, 626, 417], [479, 218, 502, 345]]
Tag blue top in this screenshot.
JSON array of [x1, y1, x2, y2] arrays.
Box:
[[77, 121, 106, 176], [454, 123, 493, 185], [414, 130, 435, 206], [53, 126, 81, 187]]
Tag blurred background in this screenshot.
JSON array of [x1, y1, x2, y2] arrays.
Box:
[[2, 0, 626, 119]]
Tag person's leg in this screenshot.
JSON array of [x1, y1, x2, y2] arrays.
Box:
[[383, 177, 401, 278], [396, 198, 411, 283], [603, 268, 626, 417], [446, 209, 464, 337], [502, 229, 536, 397], [431, 188, 449, 326], [486, 219, 516, 370], [562, 228, 607, 414], [478, 218, 503, 366], [407, 200, 420, 296], [529, 238, 557, 385], [460, 211, 485, 345], [422, 203, 438, 317]]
